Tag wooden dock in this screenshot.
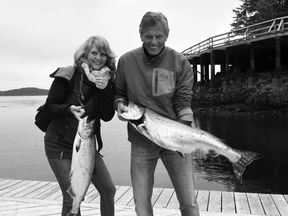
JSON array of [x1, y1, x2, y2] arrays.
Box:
[[0, 178, 287, 216]]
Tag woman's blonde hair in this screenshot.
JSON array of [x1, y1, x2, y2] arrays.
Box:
[[74, 36, 116, 71]]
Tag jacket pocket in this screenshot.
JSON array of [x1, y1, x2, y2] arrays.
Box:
[[152, 68, 175, 96]]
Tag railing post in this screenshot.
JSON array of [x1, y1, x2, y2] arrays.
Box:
[[277, 19, 284, 32]]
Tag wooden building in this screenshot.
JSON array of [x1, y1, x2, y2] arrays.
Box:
[[182, 16, 288, 86]]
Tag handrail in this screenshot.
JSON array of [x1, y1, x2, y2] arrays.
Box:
[[182, 16, 288, 59]]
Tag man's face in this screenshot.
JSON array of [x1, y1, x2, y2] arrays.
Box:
[[140, 23, 168, 56]]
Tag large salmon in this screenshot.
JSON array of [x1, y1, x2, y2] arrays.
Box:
[[120, 102, 261, 182], [67, 116, 96, 215]]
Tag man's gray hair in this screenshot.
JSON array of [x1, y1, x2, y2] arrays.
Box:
[[139, 12, 170, 36]]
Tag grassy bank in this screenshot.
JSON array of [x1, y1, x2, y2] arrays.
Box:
[[191, 71, 288, 120]]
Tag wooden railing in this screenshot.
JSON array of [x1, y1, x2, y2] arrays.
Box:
[[182, 16, 288, 59]]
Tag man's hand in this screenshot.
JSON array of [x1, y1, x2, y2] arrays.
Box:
[[116, 102, 129, 121], [69, 105, 85, 120]]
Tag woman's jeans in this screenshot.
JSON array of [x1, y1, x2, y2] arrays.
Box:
[[131, 140, 200, 216], [47, 153, 116, 216]]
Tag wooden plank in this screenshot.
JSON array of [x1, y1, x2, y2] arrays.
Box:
[[13, 181, 50, 198], [0, 180, 26, 196], [0, 179, 18, 189], [272, 194, 288, 216], [36, 184, 60, 200], [166, 191, 179, 209], [84, 187, 99, 203], [25, 182, 56, 199], [259, 193, 280, 216], [247, 193, 265, 215], [127, 187, 164, 207], [208, 190, 221, 212], [114, 186, 130, 203], [44, 186, 62, 201], [0, 179, 22, 191], [32, 182, 59, 200], [2, 180, 38, 198], [222, 191, 235, 213], [151, 187, 164, 207], [114, 187, 133, 206], [234, 192, 250, 214], [154, 188, 174, 208], [197, 190, 209, 211]]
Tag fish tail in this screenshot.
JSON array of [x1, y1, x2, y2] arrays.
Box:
[[232, 150, 262, 182], [67, 185, 75, 198], [66, 211, 78, 216]]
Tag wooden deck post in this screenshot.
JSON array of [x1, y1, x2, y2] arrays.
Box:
[[193, 62, 198, 84], [225, 49, 230, 84], [204, 64, 209, 84], [275, 37, 281, 76], [250, 45, 255, 75], [210, 51, 215, 87], [200, 56, 205, 84], [248, 45, 256, 87]]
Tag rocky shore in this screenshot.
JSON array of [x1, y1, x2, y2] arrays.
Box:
[[191, 71, 288, 120]]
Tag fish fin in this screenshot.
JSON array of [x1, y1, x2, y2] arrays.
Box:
[[136, 123, 150, 138], [75, 140, 81, 152], [177, 151, 184, 157], [232, 150, 262, 182], [67, 185, 75, 198]]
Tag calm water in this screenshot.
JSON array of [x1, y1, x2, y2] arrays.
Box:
[[0, 96, 287, 194]]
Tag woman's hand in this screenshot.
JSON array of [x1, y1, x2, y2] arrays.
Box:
[[69, 105, 85, 120], [94, 75, 109, 89]]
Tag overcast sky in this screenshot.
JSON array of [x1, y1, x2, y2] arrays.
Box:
[[0, 0, 240, 91]]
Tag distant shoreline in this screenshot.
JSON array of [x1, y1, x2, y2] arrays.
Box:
[[0, 87, 48, 96]]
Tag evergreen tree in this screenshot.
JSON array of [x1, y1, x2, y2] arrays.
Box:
[[232, 0, 288, 29]]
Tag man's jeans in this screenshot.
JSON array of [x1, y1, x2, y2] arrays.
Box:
[[48, 152, 116, 216], [131, 140, 200, 216]]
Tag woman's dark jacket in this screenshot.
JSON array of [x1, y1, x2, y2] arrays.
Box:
[[44, 64, 115, 159]]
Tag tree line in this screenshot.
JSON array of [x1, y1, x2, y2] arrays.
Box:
[[232, 0, 288, 29]]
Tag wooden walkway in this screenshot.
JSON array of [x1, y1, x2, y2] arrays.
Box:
[[0, 178, 288, 216]]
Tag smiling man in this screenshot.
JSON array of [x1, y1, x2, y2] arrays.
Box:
[[114, 12, 199, 216]]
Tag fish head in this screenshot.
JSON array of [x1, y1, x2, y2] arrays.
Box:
[[77, 116, 96, 139], [119, 101, 145, 120]]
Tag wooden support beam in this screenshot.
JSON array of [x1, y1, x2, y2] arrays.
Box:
[[250, 45, 255, 76], [204, 64, 209, 83], [193, 62, 198, 84], [200, 57, 205, 83], [275, 37, 281, 76], [210, 51, 215, 87]]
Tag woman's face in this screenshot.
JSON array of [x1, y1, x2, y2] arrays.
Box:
[[87, 46, 107, 70], [140, 23, 167, 56]]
